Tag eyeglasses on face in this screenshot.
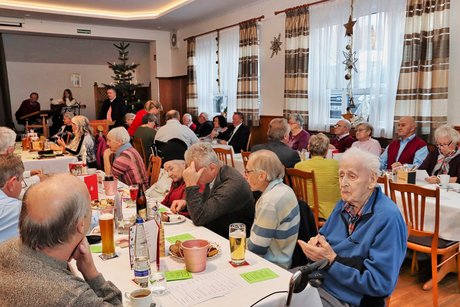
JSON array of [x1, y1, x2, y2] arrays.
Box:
[[436, 140, 453, 148], [355, 128, 368, 132], [244, 169, 257, 176], [334, 124, 346, 128]]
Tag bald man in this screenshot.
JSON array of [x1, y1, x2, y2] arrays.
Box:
[[380, 116, 428, 170], [330, 119, 356, 153], [0, 174, 122, 306]]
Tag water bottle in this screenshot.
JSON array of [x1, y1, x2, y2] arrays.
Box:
[[114, 190, 123, 234], [133, 217, 150, 288]]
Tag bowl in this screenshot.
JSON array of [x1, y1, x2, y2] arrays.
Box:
[[86, 235, 101, 245]]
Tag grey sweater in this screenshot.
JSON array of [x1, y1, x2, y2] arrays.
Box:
[[0, 239, 122, 306]]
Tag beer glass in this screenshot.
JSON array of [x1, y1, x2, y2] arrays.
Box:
[[99, 207, 116, 259], [229, 223, 246, 265]]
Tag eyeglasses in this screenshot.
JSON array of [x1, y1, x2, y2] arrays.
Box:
[[334, 124, 346, 128], [356, 128, 368, 132], [244, 169, 257, 176], [436, 140, 453, 148]]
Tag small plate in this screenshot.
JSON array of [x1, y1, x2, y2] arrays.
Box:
[[162, 214, 186, 225], [168, 242, 221, 260]]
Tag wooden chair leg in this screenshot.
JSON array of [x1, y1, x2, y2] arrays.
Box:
[[411, 251, 418, 274], [457, 252, 460, 289], [431, 251, 439, 307]]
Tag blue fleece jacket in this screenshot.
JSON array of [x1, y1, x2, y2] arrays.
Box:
[[319, 187, 407, 306]]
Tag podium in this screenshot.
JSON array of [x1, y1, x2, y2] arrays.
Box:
[[21, 110, 51, 138]]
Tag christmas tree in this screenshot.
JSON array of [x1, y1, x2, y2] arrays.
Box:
[[104, 42, 142, 107]]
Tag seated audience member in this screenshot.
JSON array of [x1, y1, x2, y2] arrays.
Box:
[[210, 115, 232, 140], [50, 89, 77, 134], [0, 127, 42, 190], [171, 142, 254, 238], [133, 114, 157, 156], [155, 110, 199, 147], [252, 118, 300, 168], [195, 112, 213, 137], [51, 112, 74, 142], [50, 115, 97, 168], [219, 112, 250, 153], [420, 124, 460, 184], [295, 133, 341, 219], [288, 114, 310, 151], [123, 113, 135, 129], [161, 139, 189, 215], [380, 116, 428, 170], [0, 174, 122, 305], [128, 100, 162, 136], [104, 127, 148, 188], [245, 150, 300, 269], [330, 119, 355, 153], [15, 92, 41, 125], [98, 87, 126, 128], [298, 148, 407, 306], [182, 113, 196, 132], [350, 122, 382, 156], [0, 155, 24, 243]]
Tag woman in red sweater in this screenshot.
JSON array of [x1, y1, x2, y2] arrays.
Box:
[[128, 100, 163, 136]]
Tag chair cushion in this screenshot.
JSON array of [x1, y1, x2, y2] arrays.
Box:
[[408, 235, 458, 249]]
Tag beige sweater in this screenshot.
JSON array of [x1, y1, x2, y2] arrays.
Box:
[[0, 239, 122, 306]]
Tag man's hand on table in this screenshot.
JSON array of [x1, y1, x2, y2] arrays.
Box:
[[183, 161, 204, 187], [30, 169, 42, 176], [298, 234, 337, 265], [171, 199, 187, 214], [71, 237, 99, 281]]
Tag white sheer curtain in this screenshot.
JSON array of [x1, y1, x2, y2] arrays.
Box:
[[196, 33, 217, 115], [219, 27, 239, 118], [309, 0, 405, 137]]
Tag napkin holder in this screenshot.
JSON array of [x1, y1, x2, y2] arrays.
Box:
[[396, 169, 416, 184]]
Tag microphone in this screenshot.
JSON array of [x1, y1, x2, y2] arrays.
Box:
[[286, 259, 328, 306]]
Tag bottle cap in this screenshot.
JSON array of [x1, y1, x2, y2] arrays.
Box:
[[104, 175, 114, 181], [136, 216, 144, 224]]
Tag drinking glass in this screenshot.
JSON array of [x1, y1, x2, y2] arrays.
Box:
[[150, 271, 167, 296], [129, 185, 139, 202], [99, 207, 116, 259], [229, 223, 246, 265]]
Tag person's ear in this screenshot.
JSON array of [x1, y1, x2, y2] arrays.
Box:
[[4, 176, 18, 193], [76, 217, 86, 235], [369, 172, 378, 189]]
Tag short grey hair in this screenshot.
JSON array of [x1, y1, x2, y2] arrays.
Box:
[[340, 147, 380, 177], [268, 118, 290, 141], [107, 126, 131, 145], [0, 127, 16, 154], [356, 122, 374, 136], [142, 113, 157, 125], [309, 133, 330, 157], [288, 114, 304, 126], [0, 154, 24, 188], [183, 113, 192, 121], [249, 150, 284, 181], [434, 124, 459, 145], [125, 113, 136, 122], [200, 112, 209, 120], [165, 110, 180, 121], [184, 142, 219, 169], [20, 174, 90, 250], [63, 112, 74, 120], [338, 119, 351, 131]]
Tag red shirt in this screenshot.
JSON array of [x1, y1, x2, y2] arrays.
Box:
[[128, 110, 147, 136]]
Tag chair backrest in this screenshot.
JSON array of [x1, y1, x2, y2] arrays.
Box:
[[241, 150, 251, 169], [147, 155, 162, 186], [389, 181, 440, 242], [89, 120, 109, 137], [377, 174, 389, 196], [246, 132, 252, 151], [285, 168, 320, 228], [291, 200, 319, 268], [213, 147, 235, 167], [132, 137, 148, 167]]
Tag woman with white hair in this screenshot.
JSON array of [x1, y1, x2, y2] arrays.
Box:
[[420, 124, 460, 184], [287, 114, 310, 150], [51, 112, 74, 142], [245, 149, 300, 269], [350, 122, 381, 156], [104, 127, 148, 187], [51, 115, 96, 168]]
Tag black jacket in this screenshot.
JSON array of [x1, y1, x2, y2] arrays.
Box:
[[252, 140, 300, 168], [98, 96, 126, 128], [227, 124, 250, 153], [195, 121, 213, 137]]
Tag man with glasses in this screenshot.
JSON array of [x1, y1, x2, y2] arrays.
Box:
[[195, 112, 213, 137], [0, 155, 24, 243], [380, 116, 428, 170], [330, 120, 355, 153]]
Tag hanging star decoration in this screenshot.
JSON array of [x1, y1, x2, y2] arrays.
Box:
[[344, 15, 356, 37], [270, 33, 282, 58]]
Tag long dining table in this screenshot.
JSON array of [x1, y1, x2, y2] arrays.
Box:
[[88, 184, 322, 307]]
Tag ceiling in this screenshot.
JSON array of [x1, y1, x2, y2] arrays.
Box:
[[0, 0, 262, 31]]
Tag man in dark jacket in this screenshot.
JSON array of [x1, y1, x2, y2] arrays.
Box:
[[98, 87, 126, 128], [195, 112, 213, 137], [219, 112, 250, 153]]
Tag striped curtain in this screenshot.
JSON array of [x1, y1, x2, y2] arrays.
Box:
[[284, 7, 309, 127], [395, 0, 450, 141], [237, 20, 260, 126], [186, 38, 199, 117]]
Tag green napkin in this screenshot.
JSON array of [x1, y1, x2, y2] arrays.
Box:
[[90, 245, 102, 253], [165, 269, 193, 282], [240, 268, 279, 284], [166, 233, 195, 244], [158, 207, 168, 213]]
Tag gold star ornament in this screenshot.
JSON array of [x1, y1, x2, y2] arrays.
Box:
[[344, 15, 356, 37]]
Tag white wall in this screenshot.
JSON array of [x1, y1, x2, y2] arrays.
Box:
[[173, 0, 460, 123]]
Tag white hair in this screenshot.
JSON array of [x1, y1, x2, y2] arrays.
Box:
[[341, 147, 380, 176], [249, 150, 284, 181], [0, 127, 16, 154], [183, 113, 192, 121], [107, 127, 131, 145], [184, 142, 219, 168]]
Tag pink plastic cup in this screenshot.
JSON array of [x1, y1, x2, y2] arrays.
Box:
[[181, 239, 210, 273], [103, 179, 118, 196]]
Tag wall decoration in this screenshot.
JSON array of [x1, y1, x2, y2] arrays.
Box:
[[343, 0, 358, 109], [270, 33, 282, 58], [70, 73, 81, 88]]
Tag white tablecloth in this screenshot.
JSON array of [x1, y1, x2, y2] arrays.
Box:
[[15, 147, 78, 174]]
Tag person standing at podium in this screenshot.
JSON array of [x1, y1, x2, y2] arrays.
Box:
[[15, 92, 41, 125], [98, 87, 126, 128]]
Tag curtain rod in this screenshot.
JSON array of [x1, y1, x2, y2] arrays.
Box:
[[183, 15, 264, 41], [274, 0, 331, 15]]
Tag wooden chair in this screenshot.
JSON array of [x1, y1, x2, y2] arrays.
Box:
[[285, 168, 321, 229], [89, 120, 110, 136], [213, 147, 235, 167], [241, 150, 251, 169], [147, 155, 162, 187], [246, 132, 252, 151], [389, 181, 460, 307], [377, 174, 389, 196], [132, 137, 148, 167], [23, 111, 51, 138]]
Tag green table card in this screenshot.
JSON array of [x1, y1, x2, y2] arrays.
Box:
[[158, 207, 168, 213], [90, 245, 102, 253], [240, 268, 279, 284], [165, 269, 193, 282], [166, 233, 195, 244]]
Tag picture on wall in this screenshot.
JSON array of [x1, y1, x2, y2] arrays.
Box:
[[70, 73, 81, 88]]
